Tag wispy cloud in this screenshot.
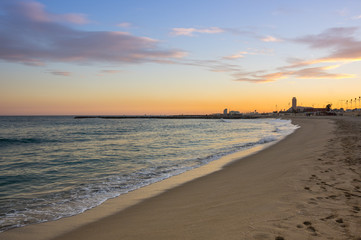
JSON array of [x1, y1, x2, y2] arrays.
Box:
[[11, 1, 90, 24], [171, 27, 224, 36], [0, 1, 185, 66], [232, 27, 361, 83], [223, 48, 274, 60], [176, 59, 241, 74], [234, 71, 287, 83], [291, 66, 354, 79], [292, 27, 361, 64], [261, 35, 282, 42], [50, 71, 72, 76], [172, 27, 357, 83], [117, 22, 132, 28], [234, 65, 354, 83], [293, 27, 357, 48], [96, 69, 123, 76], [171, 26, 283, 46], [221, 27, 259, 38], [223, 51, 248, 60]]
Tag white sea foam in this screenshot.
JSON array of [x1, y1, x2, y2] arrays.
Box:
[[0, 116, 298, 232]]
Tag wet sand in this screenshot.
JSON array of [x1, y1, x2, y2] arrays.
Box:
[[1, 117, 360, 240]]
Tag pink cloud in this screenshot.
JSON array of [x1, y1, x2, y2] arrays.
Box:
[[184, 27, 359, 83], [0, 1, 185, 66], [223, 49, 273, 60], [234, 64, 354, 83], [292, 66, 354, 79], [223, 52, 248, 60], [117, 22, 132, 28], [234, 71, 288, 83], [180, 59, 241, 73], [59, 13, 89, 25], [286, 27, 361, 66], [234, 27, 361, 83], [293, 27, 357, 48], [171, 27, 224, 36], [16, 1, 90, 24], [261, 35, 282, 42], [50, 71, 71, 76]]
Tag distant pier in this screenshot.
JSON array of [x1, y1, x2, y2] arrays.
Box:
[[74, 114, 273, 120]]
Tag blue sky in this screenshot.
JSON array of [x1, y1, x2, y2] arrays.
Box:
[[1, 0, 361, 115]]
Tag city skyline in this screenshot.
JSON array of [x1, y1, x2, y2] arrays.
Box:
[[1, 0, 361, 115]]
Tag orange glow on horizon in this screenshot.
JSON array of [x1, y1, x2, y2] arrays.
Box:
[[2, 92, 357, 115]]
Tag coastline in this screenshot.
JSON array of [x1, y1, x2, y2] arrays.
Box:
[[0, 119, 289, 240], [1, 117, 360, 239]]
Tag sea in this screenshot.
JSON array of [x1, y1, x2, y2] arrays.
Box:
[[0, 116, 298, 232]]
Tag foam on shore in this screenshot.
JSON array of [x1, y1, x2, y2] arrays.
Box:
[[2, 117, 360, 240], [0, 124, 289, 240]]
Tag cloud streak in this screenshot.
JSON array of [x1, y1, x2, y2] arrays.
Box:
[[234, 65, 354, 83], [233, 27, 361, 83], [171, 27, 224, 36], [0, 1, 185, 66], [101, 70, 122, 74], [223, 48, 274, 60], [292, 27, 361, 63], [172, 27, 358, 84], [50, 71, 72, 76], [117, 22, 132, 28], [223, 52, 248, 60], [10, 1, 90, 24], [261, 35, 282, 42], [0, 2, 358, 84]]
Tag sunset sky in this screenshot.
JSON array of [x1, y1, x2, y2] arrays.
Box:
[[1, 0, 361, 115]]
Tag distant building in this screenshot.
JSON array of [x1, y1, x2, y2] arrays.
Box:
[[229, 110, 240, 115], [292, 97, 297, 111], [223, 108, 228, 115], [287, 97, 327, 114]]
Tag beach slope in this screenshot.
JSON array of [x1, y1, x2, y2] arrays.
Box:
[[2, 117, 360, 240], [50, 117, 361, 239]]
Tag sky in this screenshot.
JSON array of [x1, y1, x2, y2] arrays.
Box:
[[1, 0, 361, 115]]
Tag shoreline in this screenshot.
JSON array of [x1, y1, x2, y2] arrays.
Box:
[[1, 117, 360, 239], [0, 120, 290, 240]]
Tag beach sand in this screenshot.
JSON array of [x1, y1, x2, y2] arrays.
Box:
[[1, 117, 360, 240]]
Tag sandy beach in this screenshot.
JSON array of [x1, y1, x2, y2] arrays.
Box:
[[1, 117, 360, 240]]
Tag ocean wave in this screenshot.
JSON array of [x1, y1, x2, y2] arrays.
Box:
[[0, 117, 299, 233], [257, 135, 278, 144]]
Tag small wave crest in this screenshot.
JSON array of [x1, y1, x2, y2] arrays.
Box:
[[0, 117, 299, 232], [194, 134, 279, 167], [257, 136, 278, 144]]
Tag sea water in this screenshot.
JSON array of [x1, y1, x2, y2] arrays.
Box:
[[0, 116, 298, 232]]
